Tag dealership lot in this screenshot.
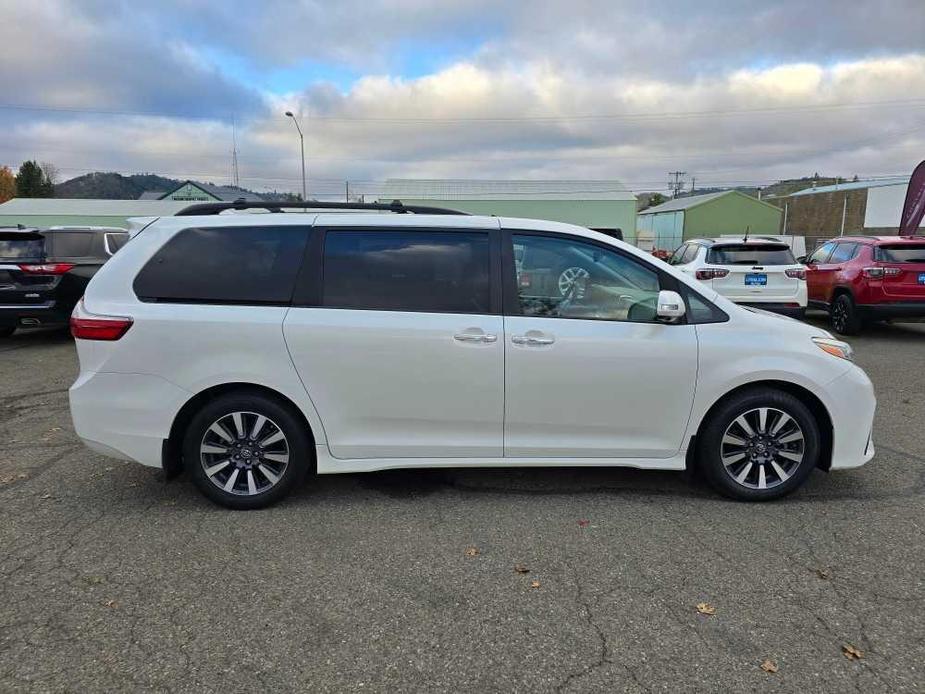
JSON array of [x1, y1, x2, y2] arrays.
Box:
[[1, 318, 923, 692]]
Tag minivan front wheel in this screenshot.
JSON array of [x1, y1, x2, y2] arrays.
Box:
[[184, 392, 311, 509], [697, 389, 820, 501]]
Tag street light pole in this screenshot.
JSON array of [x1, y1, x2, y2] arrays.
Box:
[[284, 111, 307, 201]]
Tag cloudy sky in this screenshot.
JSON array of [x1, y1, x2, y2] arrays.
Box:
[[2, 0, 924, 196]]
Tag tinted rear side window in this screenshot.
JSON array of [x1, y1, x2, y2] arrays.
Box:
[[706, 244, 796, 265], [876, 244, 925, 263], [0, 233, 44, 260], [134, 226, 309, 304], [322, 230, 491, 313], [49, 231, 98, 258]]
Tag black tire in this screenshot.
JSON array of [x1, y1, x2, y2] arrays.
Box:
[[830, 293, 862, 335], [0, 326, 15, 338], [183, 392, 312, 509], [696, 388, 820, 501]]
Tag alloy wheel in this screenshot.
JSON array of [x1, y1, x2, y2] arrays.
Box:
[[199, 411, 290, 496], [558, 266, 590, 297], [832, 302, 848, 333], [720, 407, 805, 490]]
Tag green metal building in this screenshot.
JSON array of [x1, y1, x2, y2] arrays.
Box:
[[379, 179, 637, 242], [0, 198, 191, 229], [636, 190, 782, 251]]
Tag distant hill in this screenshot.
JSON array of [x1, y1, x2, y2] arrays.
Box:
[[54, 172, 273, 200], [54, 172, 179, 199]]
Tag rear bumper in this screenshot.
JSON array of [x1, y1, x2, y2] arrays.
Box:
[[0, 302, 72, 328], [738, 302, 805, 318], [857, 302, 925, 321], [69, 370, 191, 468]]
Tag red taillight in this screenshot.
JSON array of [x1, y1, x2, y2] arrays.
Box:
[[696, 268, 730, 280], [17, 263, 74, 275], [862, 266, 902, 279], [70, 316, 133, 341], [785, 268, 806, 280]]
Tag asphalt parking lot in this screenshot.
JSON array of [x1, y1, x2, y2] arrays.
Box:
[[1, 317, 924, 693]]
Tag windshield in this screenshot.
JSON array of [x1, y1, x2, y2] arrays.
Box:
[[0, 233, 45, 260], [875, 244, 925, 263], [706, 244, 796, 265]]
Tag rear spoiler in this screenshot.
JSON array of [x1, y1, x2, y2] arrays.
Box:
[[125, 217, 160, 239]]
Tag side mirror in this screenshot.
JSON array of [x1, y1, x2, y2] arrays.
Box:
[[656, 290, 686, 323], [796, 255, 807, 264]]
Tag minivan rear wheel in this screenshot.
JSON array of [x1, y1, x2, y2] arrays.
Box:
[[183, 392, 311, 509], [697, 389, 820, 501], [0, 326, 15, 338]]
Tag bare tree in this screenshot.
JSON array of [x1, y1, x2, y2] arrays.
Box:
[[40, 162, 60, 186]]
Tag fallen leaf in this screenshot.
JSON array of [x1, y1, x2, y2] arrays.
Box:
[[760, 659, 778, 673], [815, 567, 832, 580], [696, 602, 716, 616], [842, 644, 863, 660], [104, 600, 117, 608], [577, 519, 590, 528], [40, 493, 52, 500], [514, 564, 530, 574], [530, 580, 541, 589], [464, 546, 479, 557], [17, 473, 27, 479]]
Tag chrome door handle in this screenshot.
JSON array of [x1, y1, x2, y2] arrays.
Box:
[[454, 332, 498, 343], [511, 335, 555, 346]]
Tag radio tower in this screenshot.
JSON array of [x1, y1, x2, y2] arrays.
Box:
[[231, 116, 240, 188]]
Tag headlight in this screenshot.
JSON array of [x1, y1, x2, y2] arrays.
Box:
[[812, 337, 854, 361]]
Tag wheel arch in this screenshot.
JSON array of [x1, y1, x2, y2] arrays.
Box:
[[163, 382, 318, 478], [693, 380, 834, 472]]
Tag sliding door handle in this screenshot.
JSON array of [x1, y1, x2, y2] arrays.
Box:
[[454, 332, 498, 344], [511, 334, 555, 346]]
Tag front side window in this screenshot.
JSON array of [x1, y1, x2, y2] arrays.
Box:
[[134, 226, 309, 304], [682, 244, 701, 264], [668, 245, 688, 265], [828, 243, 858, 264], [512, 234, 661, 322], [807, 241, 836, 264], [322, 230, 492, 313]]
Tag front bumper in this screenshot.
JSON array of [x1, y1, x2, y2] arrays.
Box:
[[824, 364, 876, 470], [738, 302, 806, 318]]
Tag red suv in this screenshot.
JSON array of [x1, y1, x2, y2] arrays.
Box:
[[804, 236, 925, 334]]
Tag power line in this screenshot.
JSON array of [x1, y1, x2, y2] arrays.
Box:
[[1, 97, 924, 124]]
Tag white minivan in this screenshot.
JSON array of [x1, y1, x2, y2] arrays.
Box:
[[68, 202, 875, 509]]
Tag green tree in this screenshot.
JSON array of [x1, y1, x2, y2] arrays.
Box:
[[0, 166, 15, 203], [646, 193, 667, 208], [15, 160, 55, 197]]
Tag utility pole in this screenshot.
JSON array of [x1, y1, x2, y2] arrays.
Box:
[[690, 176, 696, 195], [284, 111, 307, 201], [668, 171, 687, 198], [345, 181, 349, 202]]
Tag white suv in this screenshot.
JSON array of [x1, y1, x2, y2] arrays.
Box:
[[68, 202, 875, 508], [668, 237, 808, 318]]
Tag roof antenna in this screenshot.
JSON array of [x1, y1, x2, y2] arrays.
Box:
[[743, 225, 750, 242]]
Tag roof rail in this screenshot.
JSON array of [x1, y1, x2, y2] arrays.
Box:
[[175, 198, 470, 217]]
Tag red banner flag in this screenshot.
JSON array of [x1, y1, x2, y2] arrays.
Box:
[[899, 159, 925, 236]]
